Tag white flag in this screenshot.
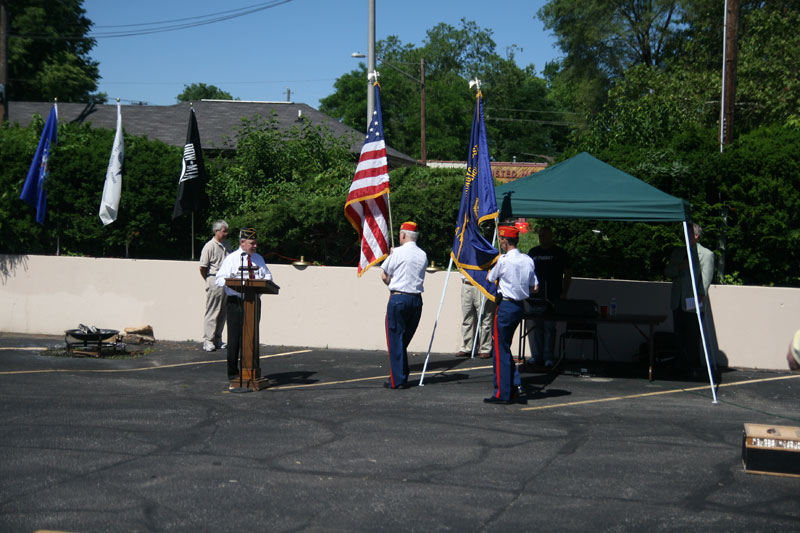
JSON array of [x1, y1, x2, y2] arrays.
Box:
[[99, 101, 124, 225]]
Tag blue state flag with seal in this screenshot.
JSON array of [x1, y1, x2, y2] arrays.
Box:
[[451, 91, 499, 302], [20, 104, 58, 225]]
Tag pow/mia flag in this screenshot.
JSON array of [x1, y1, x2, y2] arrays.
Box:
[[172, 107, 207, 219]]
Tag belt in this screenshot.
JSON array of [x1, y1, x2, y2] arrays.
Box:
[[390, 291, 418, 296]]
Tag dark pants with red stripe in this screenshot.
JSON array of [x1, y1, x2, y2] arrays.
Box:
[[491, 298, 523, 401], [385, 293, 422, 387]]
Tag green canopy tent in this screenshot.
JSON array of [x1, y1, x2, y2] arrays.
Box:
[[495, 152, 690, 222], [495, 152, 717, 401]]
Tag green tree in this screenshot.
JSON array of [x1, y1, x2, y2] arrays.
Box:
[[581, 64, 717, 152], [537, 0, 687, 115], [0, 116, 188, 258], [735, 4, 800, 128], [208, 114, 356, 265], [7, 0, 103, 103], [718, 124, 800, 286], [321, 19, 570, 161], [177, 83, 236, 103]]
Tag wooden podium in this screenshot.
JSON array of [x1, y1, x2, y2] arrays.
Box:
[[225, 277, 280, 391]]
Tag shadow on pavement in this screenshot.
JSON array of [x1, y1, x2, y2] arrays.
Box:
[[266, 370, 318, 386]]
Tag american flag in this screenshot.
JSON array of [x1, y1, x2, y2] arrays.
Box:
[[344, 82, 391, 277]]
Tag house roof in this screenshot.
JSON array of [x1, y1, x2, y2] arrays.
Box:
[[8, 100, 419, 168]]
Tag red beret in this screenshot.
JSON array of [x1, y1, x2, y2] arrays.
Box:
[[499, 225, 519, 238], [401, 221, 417, 232]]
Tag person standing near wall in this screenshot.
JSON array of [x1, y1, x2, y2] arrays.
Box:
[[456, 274, 495, 359], [665, 223, 715, 377], [381, 221, 428, 389], [788, 330, 800, 371], [485, 225, 538, 404], [525, 226, 572, 369], [199, 220, 231, 352], [215, 228, 272, 381]]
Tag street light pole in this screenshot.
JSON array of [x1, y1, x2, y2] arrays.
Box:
[[367, 0, 375, 130]]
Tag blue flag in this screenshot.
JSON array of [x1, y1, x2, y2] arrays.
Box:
[[20, 105, 58, 225], [451, 92, 499, 302]]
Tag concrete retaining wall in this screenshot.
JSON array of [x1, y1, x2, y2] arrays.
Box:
[[1, 254, 796, 370]]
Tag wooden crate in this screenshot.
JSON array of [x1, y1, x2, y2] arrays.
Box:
[[742, 423, 800, 478]]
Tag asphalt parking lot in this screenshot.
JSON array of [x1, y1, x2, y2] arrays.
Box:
[[1, 332, 799, 532]]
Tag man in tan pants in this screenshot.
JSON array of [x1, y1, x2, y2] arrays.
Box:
[[457, 275, 495, 358], [199, 220, 231, 351]]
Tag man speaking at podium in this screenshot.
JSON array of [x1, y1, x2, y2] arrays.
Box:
[[215, 228, 272, 380]]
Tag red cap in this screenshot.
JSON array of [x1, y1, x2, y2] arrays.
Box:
[[498, 225, 519, 238], [400, 221, 417, 232]]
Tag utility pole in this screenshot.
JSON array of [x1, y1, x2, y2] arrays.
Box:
[[719, 0, 739, 151], [0, 0, 9, 124], [718, 0, 740, 281]]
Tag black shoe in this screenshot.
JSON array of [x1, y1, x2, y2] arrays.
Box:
[[384, 380, 410, 389], [511, 386, 523, 399], [483, 396, 511, 405]]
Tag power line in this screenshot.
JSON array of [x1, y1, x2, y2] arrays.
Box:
[[486, 116, 574, 127], [92, 1, 286, 28], [491, 107, 585, 116], [11, 0, 294, 40]]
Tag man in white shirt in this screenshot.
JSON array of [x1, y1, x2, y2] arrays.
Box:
[[380, 221, 428, 389], [215, 228, 272, 380], [199, 220, 231, 352], [486, 225, 538, 404]]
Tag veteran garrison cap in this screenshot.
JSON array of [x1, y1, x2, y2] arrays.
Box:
[[239, 228, 257, 240], [498, 225, 519, 238]]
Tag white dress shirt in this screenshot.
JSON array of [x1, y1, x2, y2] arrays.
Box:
[[487, 248, 538, 301], [381, 241, 427, 294], [215, 247, 272, 297]]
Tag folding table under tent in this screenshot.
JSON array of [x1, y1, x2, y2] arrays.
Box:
[[494, 152, 718, 402]]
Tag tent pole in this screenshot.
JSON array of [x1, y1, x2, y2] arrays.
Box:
[[682, 221, 718, 403], [419, 256, 454, 386]]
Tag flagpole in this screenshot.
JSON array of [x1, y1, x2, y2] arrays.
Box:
[[386, 192, 395, 248], [470, 224, 499, 359], [419, 256, 454, 386], [190, 100, 195, 261]]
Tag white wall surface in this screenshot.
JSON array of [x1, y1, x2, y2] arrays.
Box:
[[1, 254, 796, 371]]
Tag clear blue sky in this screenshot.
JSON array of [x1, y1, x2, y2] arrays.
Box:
[[83, 0, 560, 108]]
